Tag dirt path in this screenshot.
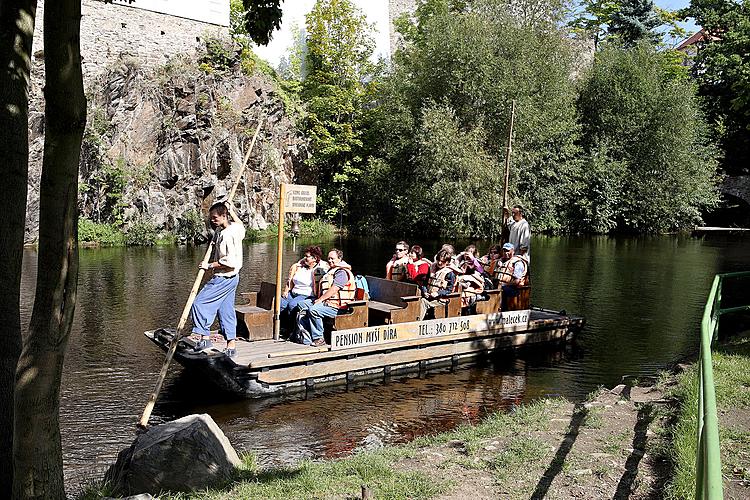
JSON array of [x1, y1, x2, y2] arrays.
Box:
[[395, 385, 674, 499]]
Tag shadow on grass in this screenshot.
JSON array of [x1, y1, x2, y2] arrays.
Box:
[[530, 404, 587, 500], [614, 404, 655, 498]]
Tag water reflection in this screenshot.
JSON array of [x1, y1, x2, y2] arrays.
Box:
[[18, 232, 749, 488]]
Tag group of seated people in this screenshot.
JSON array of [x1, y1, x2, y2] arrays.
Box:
[[280, 241, 530, 346], [386, 241, 529, 320]]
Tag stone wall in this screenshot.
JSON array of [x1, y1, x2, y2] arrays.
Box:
[[32, 0, 228, 81]]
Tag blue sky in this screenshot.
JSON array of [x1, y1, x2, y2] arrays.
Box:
[[656, 0, 699, 40]]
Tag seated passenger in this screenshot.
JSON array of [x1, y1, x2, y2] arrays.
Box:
[[406, 245, 431, 288], [386, 240, 410, 281], [462, 244, 485, 275], [295, 248, 357, 347], [497, 242, 529, 310], [455, 253, 485, 313], [280, 246, 328, 329], [420, 249, 459, 320], [481, 244, 502, 278], [433, 243, 457, 265]]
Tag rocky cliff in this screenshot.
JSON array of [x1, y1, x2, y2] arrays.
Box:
[[25, 54, 307, 244]]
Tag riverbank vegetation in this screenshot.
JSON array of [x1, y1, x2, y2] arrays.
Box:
[[667, 331, 750, 499], [266, 0, 735, 237]]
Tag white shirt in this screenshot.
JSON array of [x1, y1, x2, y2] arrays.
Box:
[[291, 267, 314, 296], [507, 217, 530, 261], [213, 222, 245, 277]]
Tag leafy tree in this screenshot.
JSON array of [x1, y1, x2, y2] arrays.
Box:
[[576, 42, 720, 232], [569, 0, 622, 49], [686, 0, 750, 175], [302, 0, 376, 219], [358, 0, 582, 235], [608, 0, 661, 46]]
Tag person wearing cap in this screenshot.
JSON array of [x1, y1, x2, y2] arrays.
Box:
[[497, 242, 529, 309], [190, 202, 246, 358], [502, 205, 530, 262]]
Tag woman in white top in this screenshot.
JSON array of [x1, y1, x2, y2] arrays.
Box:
[[280, 245, 328, 317]]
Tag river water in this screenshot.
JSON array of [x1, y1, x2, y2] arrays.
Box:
[[18, 233, 750, 489]]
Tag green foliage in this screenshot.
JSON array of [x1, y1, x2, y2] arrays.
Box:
[[302, 0, 376, 220], [77, 218, 124, 246], [200, 37, 237, 73], [357, 0, 582, 235], [176, 209, 206, 244], [685, 0, 750, 175], [569, 0, 622, 48], [608, 0, 661, 46], [576, 42, 720, 232], [124, 217, 158, 246]]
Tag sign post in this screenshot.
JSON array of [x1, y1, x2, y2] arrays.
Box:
[[273, 183, 317, 340]]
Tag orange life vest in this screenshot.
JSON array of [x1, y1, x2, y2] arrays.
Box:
[[498, 256, 528, 286], [319, 266, 357, 309], [456, 271, 485, 307], [427, 265, 457, 296]]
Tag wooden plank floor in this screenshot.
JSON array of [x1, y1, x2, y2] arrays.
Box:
[[175, 309, 576, 368]]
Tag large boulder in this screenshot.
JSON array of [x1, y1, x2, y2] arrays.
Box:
[[105, 414, 241, 495]]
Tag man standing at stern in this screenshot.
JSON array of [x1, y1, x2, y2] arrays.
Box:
[[190, 202, 245, 357], [503, 204, 530, 261]]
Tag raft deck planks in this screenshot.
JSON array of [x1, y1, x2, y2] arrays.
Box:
[[145, 308, 583, 397]]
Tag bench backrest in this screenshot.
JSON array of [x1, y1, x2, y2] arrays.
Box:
[[365, 275, 418, 307], [257, 281, 276, 310]]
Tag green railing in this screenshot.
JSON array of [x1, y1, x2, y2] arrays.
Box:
[[696, 271, 750, 500]]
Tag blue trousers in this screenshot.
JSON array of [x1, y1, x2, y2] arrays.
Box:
[[191, 274, 239, 340], [296, 299, 338, 344], [280, 291, 312, 314]]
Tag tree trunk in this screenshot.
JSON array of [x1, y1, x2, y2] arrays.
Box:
[[0, 0, 37, 495], [13, 0, 84, 497]]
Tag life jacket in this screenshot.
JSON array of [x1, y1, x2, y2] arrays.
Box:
[[456, 271, 485, 307], [387, 257, 409, 281], [498, 256, 529, 286], [427, 264, 458, 296], [288, 261, 327, 296], [319, 265, 357, 309]]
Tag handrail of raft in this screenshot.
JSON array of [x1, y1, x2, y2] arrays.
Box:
[[696, 271, 750, 499]]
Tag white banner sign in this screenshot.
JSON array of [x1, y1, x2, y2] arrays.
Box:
[[284, 184, 317, 213], [331, 310, 531, 351]]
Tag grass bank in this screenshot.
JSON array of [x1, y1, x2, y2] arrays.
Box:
[[78, 218, 338, 247], [666, 331, 750, 499]]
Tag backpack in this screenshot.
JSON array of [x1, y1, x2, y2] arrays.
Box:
[[354, 275, 370, 300]]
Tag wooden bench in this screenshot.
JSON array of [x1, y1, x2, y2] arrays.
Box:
[[365, 276, 421, 325], [475, 288, 502, 314], [235, 281, 275, 341], [502, 285, 531, 311], [324, 300, 369, 332], [429, 292, 462, 319]]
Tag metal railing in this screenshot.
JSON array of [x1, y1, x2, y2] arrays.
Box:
[[696, 271, 750, 499]]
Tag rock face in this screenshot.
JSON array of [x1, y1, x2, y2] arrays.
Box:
[[105, 414, 241, 495], [25, 53, 308, 243]]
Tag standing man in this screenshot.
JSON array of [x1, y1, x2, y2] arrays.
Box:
[[503, 205, 530, 262], [190, 202, 245, 357], [296, 248, 357, 346]]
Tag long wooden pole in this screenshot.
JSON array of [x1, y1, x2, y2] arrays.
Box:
[[138, 118, 264, 429], [273, 183, 287, 340], [502, 100, 516, 241]]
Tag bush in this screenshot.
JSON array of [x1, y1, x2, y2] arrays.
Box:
[[577, 42, 721, 232], [124, 217, 158, 246], [176, 209, 206, 244], [78, 218, 124, 246]]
